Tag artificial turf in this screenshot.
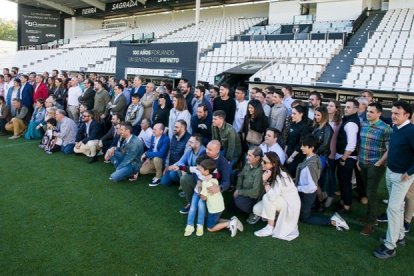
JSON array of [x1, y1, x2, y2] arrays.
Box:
[[0, 136, 413, 275]]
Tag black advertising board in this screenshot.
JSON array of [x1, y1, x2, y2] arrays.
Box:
[[116, 42, 199, 85], [18, 5, 61, 46]]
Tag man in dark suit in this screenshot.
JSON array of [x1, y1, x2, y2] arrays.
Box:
[[130, 76, 146, 99], [78, 79, 95, 110], [99, 113, 121, 154], [109, 84, 127, 120], [109, 122, 144, 182], [74, 110, 102, 163], [19, 74, 34, 111]]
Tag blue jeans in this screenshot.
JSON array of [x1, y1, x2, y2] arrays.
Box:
[[299, 191, 331, 225], [187, 193, 206, 226], [110, 151, 137, 182], [61, 143, 75, 154], [160, 170, 181, 186]]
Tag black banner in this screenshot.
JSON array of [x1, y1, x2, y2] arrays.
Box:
[[18, 5, 61, 46], [116, 42, 199, 85]]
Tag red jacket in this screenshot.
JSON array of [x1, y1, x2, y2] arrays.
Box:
[[33, 82, 49, 102]]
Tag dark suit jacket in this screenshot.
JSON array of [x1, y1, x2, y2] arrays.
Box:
[[20, 83, 34, 108], [78, 88, 96, 110], [110, 94, 127, 120], [101, 125, 116, 141], [76, 120, 102, 144]]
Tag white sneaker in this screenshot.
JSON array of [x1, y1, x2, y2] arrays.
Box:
[[254, 224, 273, 237], [231, 216, 244, 232], [331, 212, 350, 231], [229, 218, 238, 237]]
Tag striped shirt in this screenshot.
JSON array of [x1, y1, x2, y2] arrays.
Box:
[[358, 119, 392, 165]]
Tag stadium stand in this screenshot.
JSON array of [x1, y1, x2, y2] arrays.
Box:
[[342, 8, 414, 92]]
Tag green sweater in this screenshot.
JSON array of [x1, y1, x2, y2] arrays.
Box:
[[236, 163, 264, 199], [212, 122, 242, 162]]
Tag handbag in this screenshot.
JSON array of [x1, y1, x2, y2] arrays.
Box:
[[246, 124, 263, 145]]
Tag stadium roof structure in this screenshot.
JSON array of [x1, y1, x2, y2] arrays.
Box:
[[9, 0, 265, 18]]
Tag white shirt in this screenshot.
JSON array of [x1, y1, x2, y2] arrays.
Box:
[[153, 136, 161, 152], [138, 127, 153, 148], [263, 104, 271, 117], [335, 121, 358, 160], [260, 142, 287, 165], [233, 100, 248, 133], [67, 86, 82, 106], [308, 108, 315, 120]]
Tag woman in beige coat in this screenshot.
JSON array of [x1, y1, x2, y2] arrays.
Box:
[[253, 151, 301, 241]]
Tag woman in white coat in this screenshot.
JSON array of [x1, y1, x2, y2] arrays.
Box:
[[253, 151, 301, 241]]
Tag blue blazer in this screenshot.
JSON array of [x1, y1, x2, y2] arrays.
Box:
[[21, 83, 34, 108], [146, 134, 170, 165]]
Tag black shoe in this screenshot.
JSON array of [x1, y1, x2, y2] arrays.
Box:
[[379, 236, 406, 247], [404, 220, 411, 233], [377, 213, 388, 222], [335, 204, 351, 214], [373, 244, 396, 260], [88, 156, 98, 163]]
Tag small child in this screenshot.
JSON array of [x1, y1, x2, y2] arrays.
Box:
[[184, 158, 224, 237], [296, 135, 349, 230], [40, 118, 62, 154]]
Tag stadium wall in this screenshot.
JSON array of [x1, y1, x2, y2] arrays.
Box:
[[316, 0, 365, 21], [64, 18, 102, 39], [389, 0, 414, 9], [268, 0, 301, 24]]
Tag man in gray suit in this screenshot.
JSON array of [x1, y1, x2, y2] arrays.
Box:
[[109, 122, 144, 182], [109, 84, 127, 120]]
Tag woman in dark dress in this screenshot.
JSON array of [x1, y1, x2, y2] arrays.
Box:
[[152, 93, 171, 127], [285, 104, 312, 177]]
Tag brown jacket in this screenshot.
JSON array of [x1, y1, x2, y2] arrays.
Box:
[[0, 103, 11, 122]]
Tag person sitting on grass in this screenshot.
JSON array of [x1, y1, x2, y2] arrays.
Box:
[[138, 123, 170, 186], [109, 122, 144, 182], [5, 98, 29, 139], [296, 135, 349, 231], [253, 152, 301, 240], [104, 123, 123, 164], [24, 98, 46, 140], [160, 133, 205, 187], [233, 146, 264, 225], [39, 117, 62, 154], [185, 157, 221, 237], [74, 110, 102, 163]]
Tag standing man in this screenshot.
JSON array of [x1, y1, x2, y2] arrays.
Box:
[[233, 86, 248, 133], [374, 101, 414, 259], [336, 99, 360, 213], [130, 76, 146, 99], [358, 102, 392, 236], [67, 78, 83, 122], [213, 84, 236, 124], [93, 80, 111, 122], [308, 91, 321, 120], [191, 85, 212, 117], [78, 79, 95, 111], [181, 81, 194, 115], [19, 74, 34, 111], [140, 83, 156, 120], [109, 84, 127, 120], [282, 85, 294, 115]]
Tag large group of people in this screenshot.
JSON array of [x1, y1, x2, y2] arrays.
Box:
[[1, 66, 413, 260]]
